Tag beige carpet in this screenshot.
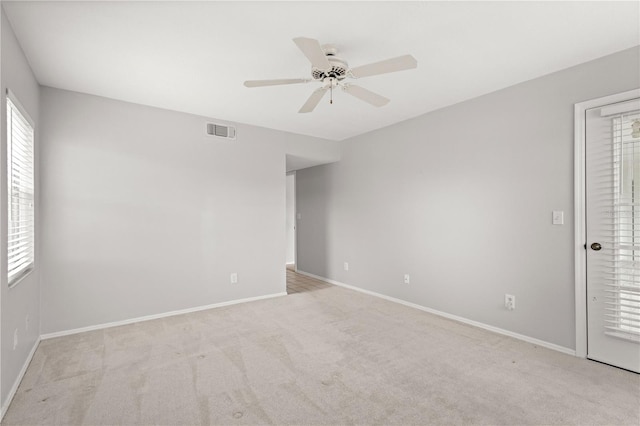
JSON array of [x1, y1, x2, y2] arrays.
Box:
[[3, 270, 639, 425]]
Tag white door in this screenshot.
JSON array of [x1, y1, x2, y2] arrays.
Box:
[[586, 98, 640, 372]]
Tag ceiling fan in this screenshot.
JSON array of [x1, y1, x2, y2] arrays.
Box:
[[244, 37, 418, 113]]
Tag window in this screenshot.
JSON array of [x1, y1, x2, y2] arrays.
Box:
[[611, 111, 640, 339], [7, 94, 35, 286]]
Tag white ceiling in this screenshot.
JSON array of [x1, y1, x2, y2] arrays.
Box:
[[3, 1, 639, 141]]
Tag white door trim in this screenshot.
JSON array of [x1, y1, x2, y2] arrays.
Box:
[[574, 88, 640, 358], [286, 171, 297, 271]]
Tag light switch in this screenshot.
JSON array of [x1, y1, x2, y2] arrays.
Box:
[[552, 210, 564, 225]]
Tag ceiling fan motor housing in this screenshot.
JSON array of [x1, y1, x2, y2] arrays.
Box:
[[312, 44, 348, 80]]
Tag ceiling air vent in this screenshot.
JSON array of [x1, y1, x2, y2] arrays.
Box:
[[206, 122, 236, 140]]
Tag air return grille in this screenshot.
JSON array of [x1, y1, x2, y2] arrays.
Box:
[[206, 123, 236, 139]]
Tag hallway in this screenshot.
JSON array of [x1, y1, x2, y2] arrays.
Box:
[[286, 267, 331, 294]]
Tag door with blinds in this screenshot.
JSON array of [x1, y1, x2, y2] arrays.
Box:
[[586, 98, 640, 373]]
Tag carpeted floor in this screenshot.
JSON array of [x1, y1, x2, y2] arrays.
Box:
[[3, 270, 639, 425]]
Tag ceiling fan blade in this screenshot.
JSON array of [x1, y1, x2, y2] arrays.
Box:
[[293, 37, 332, 71], [343, 84, 390, 107], [299, 87, 329, 113], [350, 54, 417, 79], [244, 78, 310, 88]]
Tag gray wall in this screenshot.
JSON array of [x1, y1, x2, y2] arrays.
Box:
[[0, 9, 41, 410], [296, 46, 640, 350], [38, 87, 331, 334], [285, 132, 341, 172]]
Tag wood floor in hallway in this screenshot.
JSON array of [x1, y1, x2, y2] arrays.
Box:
[[286, 266, 331, 294]]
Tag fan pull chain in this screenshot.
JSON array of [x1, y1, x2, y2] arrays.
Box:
[[330, 84, 333, 104]]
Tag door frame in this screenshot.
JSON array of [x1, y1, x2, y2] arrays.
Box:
[[574, 88, 640, 358], [286, 171, 297, 271]]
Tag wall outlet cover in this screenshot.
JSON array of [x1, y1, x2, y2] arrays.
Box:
[[505, 294, 516, 310]]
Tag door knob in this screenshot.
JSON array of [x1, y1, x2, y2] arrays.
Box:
[[591, 242, 602, 251]]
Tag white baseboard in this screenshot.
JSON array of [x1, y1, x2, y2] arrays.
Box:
[[1, 336, 41, 422], [296, 270, 576, 357], [41, 292, 287, 340]]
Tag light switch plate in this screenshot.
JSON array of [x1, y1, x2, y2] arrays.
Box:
[[552, 210, 564, 225]]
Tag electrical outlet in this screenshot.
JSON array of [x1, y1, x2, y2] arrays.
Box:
[[505, 294, 516, 311], [13, 329, 18, 350], [230, 273, 238, 284], [404, 274, 410, 284], [343, 262, 349, 271]]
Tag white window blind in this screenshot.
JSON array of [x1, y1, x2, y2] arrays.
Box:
[[605, 109, 640, 340], [7, 95, 35, 286]]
